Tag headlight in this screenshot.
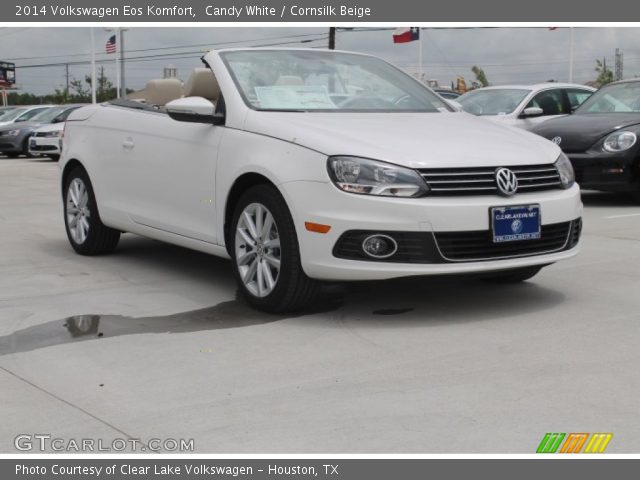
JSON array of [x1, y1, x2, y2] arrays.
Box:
[[554, 152, 575, 188], [44, 131, 60, 138], [603, 131, 637, 152], [327, 156, 428, 197], [3, 129, 21, 137]]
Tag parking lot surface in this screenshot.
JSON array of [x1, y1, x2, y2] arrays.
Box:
[[1, 156, 639, 453]]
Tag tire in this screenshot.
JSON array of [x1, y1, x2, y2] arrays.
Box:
[[63, 166, 120, 255], [483, 265, 546, 283], [22, 139, 37, 158], [230, 184, 320, 313]]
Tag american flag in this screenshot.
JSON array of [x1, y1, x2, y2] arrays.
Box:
[[105, 35, 116, 54]]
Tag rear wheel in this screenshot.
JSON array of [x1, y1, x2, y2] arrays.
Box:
[[483, 265, 546, 283], [63, 166, 120, 255], [230, 185, 320, 313]]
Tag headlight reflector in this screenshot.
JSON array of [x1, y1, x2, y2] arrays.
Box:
[[554, 152, 575, 188], [327, 156, 428, 197], [603, 131, 637, 152], [4, 129, 21, 137], [44, 131, 61, 138]]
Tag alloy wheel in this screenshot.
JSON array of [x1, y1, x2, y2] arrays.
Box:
[[235, 202, 281, 298]]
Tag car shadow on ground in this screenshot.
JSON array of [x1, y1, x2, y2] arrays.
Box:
[[10, 233, 567, 356]]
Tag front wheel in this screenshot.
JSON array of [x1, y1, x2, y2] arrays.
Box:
[[63, 166, 120, 255], [230, 185, 320, 313], [482, 265, 546, 283]]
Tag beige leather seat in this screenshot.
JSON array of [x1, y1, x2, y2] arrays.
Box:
[[143, 78, 183, 106], [183, 68, 220, 102], [275, 75, 304, 86]]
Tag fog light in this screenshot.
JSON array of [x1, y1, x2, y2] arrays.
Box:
[[362, 234, 398, 259]]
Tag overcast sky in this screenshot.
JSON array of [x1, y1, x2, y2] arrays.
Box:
[[1, 26, 639, 95]]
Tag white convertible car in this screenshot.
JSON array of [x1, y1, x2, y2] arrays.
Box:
[[60, 48, 582, 312]]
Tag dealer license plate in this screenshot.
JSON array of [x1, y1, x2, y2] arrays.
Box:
[[491, 205, 540, 243]]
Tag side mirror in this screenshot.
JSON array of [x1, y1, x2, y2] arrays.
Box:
[[447, 100, 463, 112], [521, 106, 544, 118], [166, 97, 224, 125]]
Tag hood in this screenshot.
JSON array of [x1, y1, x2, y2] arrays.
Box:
[[242, 111, 561, 168], [531, 113, 640, 153], [33, 123, 64, 133], [0, 121, 45, 132]]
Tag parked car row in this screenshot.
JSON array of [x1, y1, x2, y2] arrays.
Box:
[[454, 79, 640, 194], [0, 104, 83, 159]]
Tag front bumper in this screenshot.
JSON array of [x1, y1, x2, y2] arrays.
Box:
[[280, 181, 582, 281], [28, 136, 61, 156], [568, 150, 640, 192], [0, 136, 23, 153]]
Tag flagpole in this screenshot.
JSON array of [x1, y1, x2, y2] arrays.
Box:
[[568, 27, 575, 83], [115, 29, 121, 98], [418, 28, 423, 83], [90, 28, 96, 104]]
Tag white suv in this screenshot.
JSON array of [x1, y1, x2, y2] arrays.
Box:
[[60, 49, 582, 312]]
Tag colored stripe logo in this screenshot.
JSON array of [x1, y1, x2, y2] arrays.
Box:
[[537, 433, 612, 453]]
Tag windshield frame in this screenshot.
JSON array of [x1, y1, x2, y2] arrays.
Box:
[[220, 49, 453, 114]]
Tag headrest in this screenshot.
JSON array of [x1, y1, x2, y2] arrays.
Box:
[[183, 68, 220, 101], [144, 78, 183, 106]]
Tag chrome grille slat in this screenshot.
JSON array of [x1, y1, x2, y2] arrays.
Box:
[[419, 164, 562, 196]]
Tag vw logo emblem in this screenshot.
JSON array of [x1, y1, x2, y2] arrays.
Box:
[[511, 219, 523, 234], [551, 136, 562, 145], [495, 168, 518, 196]]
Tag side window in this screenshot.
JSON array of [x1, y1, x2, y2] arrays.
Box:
[[565, 88, 593, 110], [525, 89, 567, 116]]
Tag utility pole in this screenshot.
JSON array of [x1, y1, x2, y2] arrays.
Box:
[[328, 27, 336, 50], [65, 64, 69, 98], [615, 48, 624, 81]]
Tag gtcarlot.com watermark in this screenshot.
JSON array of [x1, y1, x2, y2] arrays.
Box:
[[15, 434, 194, 452]]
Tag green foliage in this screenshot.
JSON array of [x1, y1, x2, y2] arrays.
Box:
[[471, 65, 489, 88], [595, 58, 614, 87], [5, 68, 131, 105]]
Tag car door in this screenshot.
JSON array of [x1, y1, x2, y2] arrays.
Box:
[[122, 111, 224, 245], [517, 88, 569, 130]]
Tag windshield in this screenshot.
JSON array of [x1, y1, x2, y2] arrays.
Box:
[[458, 88, 531, 115], [0, 107, 17, 120], [30, 106, 69, 123], [0, 107, 29, 122], [576, 82, 640, 113], [221, 50, 451, 112]]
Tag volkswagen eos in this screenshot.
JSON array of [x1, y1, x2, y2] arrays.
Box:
[[60, 49, 582, 312]]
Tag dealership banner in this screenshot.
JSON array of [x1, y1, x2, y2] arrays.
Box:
[[2, 0, 639, 22], [3, 458, 640, 478]]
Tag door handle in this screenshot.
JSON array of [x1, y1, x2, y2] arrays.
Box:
[[122, 137, 135, 150]]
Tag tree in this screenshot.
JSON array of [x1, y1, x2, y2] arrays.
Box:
[[595, 58, 614, 87], [471, 65, 489, 88]]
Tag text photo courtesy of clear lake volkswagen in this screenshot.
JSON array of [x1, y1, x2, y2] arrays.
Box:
[[1, 23, 639, 459]]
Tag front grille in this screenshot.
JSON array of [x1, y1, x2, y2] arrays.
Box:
[[333, 219, 581, 264], [29, 145, 57, 151], [418, 164, 562, 196], [434, 221, 573, 261]]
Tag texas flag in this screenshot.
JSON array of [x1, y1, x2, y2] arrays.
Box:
[[393, 27, 420, 44]]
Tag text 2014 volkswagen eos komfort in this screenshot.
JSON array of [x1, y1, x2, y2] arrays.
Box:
[[59, 49, 582, 312]]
